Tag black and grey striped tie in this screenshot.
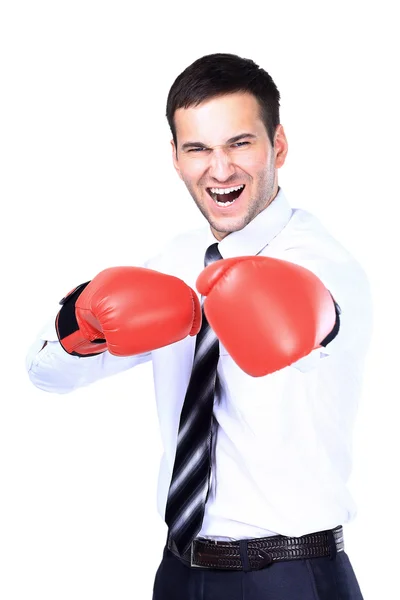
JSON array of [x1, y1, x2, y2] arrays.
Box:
[[164, 242, 222, 555]]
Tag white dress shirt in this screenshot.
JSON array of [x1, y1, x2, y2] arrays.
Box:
[[26, 189, 373, 541]]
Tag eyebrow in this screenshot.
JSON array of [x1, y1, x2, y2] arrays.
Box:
[[181, 133, 257, 151]]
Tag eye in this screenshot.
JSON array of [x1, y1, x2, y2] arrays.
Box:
[[188, 147, 207, 153], [232, 141, 250, 148]]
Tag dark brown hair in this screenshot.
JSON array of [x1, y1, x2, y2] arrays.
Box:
[[166, 53, 281, 148]]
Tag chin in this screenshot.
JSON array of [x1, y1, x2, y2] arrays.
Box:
[[210, 217, 248, 236]]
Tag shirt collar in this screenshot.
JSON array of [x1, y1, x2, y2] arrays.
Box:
[[205, 188, 293, 259]]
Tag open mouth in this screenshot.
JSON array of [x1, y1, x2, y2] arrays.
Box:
[[207, 184, 245, 207]]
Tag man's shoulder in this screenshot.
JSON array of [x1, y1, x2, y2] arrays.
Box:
[[274, 207, 371, 300], [157, 226, 209, 256], [166, 226, 209, 246], [144, 226, 209, 272], [281, 207, 355, 260]]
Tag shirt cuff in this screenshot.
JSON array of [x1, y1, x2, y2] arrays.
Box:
[[291, 346, 331, 373], [38, 316, 59, 342]]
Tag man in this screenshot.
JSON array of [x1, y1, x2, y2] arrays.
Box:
[[26, 53, 372, 599]]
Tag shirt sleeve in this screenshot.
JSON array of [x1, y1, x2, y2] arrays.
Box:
[[25, 251, 170, 394], [26, 314, 152, 394]]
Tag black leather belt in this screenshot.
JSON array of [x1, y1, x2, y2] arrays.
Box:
[[167, 526, 344, 571]]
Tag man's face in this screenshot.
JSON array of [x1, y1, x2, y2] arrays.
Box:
[[172, 92, 288, 241]]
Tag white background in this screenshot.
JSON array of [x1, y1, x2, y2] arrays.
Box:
[[1, 1, 399, 598]]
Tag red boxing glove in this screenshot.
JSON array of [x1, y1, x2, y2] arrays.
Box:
[[196, 256, 337, 377], [56, 267, 201, 357]]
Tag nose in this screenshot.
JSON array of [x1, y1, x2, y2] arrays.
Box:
[[207, 147, 236, 182]]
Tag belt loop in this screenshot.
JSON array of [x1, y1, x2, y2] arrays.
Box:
[[239, 539, 251, 572], [328, 530, 337, 561]]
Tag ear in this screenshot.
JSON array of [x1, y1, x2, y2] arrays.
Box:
[[273, 125, 288, 169], [171, 140, 183, 180]]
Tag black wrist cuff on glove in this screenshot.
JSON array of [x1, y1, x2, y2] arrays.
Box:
[[57, 282, 91, 341], [320, 299, 341, 347], [56, 281, 107, 357]]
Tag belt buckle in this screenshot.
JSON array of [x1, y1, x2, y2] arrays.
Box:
[[190, 539, 203, 568]]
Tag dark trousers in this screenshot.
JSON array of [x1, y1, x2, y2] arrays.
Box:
[[152, 545, 364, 599]]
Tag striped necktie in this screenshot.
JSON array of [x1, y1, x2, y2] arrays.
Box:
[[164, 242, 222, 555]]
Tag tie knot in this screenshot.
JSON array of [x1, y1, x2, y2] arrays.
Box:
[[204, 243, 222, 267]]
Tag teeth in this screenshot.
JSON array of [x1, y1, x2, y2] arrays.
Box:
[[215, 198, 236, 206], [210, 184, 244, 195]]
